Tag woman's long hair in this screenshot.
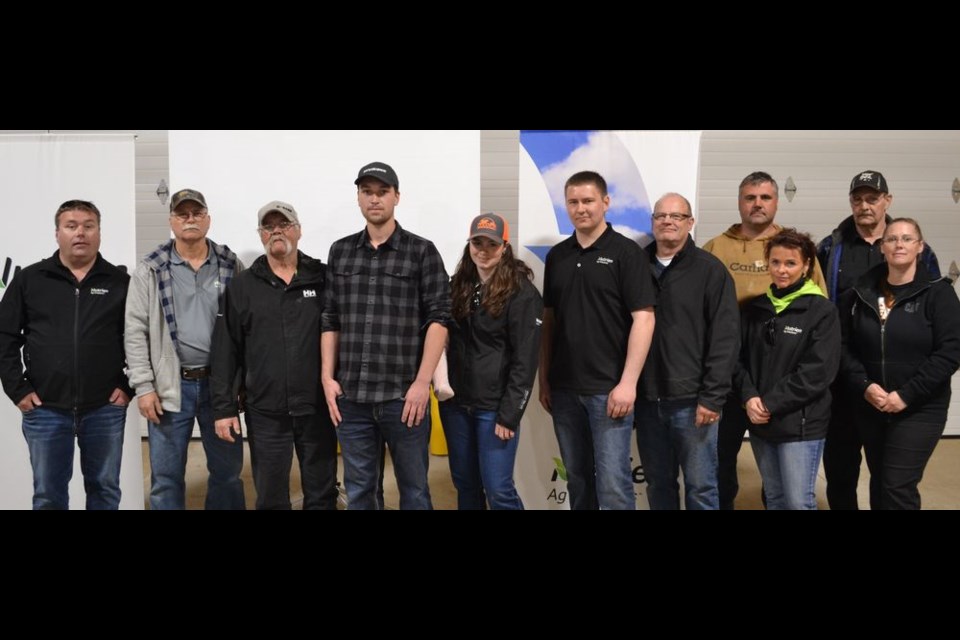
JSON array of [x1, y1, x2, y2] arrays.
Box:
[[451, 243, 534, 321]]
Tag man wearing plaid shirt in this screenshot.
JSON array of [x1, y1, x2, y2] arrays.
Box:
[[322, 162, 451, 510]]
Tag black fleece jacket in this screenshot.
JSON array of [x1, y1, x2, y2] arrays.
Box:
[[211, 252, 326, 419], [736, 287, 840, 442], [840, 262, 960, 422], [0, 252, 131, 412], [446, 278, 543, 430], [638, 237, 740, 411]]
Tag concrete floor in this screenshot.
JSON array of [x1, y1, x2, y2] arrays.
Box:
[[143, 438, 960, 510]]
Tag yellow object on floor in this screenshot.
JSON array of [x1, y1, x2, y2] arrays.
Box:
[[430, 388, 448, 456]]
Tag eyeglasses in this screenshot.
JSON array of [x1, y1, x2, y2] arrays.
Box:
[[881, 235, 919, 246], [171, 209, 208, 221], [259, 221, 299, 233], [850, 194, 886, 206], [652, 213, 692, 222]]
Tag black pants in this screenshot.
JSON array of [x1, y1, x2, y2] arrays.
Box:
[[823, 382, 863, 510], [245, 408, 339, 510], [858, 408, 945, 510], [717, 400, 749, 510]]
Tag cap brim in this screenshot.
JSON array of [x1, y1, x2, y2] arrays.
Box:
[[470, 232, 505, 245]]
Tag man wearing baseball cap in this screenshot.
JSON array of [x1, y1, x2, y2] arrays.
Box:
[[125, 188, 246, 510], [322, 161, 452, 510], [212, 200, 339, 510], [817, 170, 940, 509]]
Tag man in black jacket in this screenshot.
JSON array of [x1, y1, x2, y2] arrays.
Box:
[[211, 201, 338, 510], [0, 200, 131, 510], [636, 193, 739, 510]]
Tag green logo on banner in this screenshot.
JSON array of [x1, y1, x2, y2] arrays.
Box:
[[2, 257, 21, 291], [552, 457, 568, 483]]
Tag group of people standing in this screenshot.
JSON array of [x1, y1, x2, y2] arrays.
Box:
[[0, 163, 956, 511]]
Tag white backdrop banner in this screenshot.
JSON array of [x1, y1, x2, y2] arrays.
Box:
[[516, 130, 703, 509], [0, 134, 143, 510], [168, 130, 481, 273]]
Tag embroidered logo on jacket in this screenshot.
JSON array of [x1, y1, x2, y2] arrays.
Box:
[[90, 288, 110, 296], [783, 326, 803, 335], [596, 257, 614, 265], [302, 289, 317, 298]]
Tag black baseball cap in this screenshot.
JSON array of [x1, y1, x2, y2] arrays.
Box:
[[849, 170, 888, 194], [354, 162, 399, 190]]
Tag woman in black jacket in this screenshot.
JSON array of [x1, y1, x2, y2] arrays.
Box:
[[737, 229, 840, 509], [841, 218, 960, 509], [439, 214, 543, 510]]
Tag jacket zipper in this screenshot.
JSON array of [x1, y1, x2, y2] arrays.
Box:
[[73, 286, 80, 433], [855, 282, 932, 391]]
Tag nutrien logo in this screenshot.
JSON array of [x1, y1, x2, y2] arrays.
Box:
[[548, 458, 569, 505], [0, 257, 22, 292], [548, 455, 647, 506]]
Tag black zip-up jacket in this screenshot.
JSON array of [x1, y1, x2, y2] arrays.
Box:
[[211, 252, 325, 419], [446, 278, 543, 430], [638, 237, 739, 411], [736, 287, 840, 442], [0, 252, 131, 412], [840, 262, 960, 422]]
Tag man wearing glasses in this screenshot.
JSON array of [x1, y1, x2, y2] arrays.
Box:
[[322, 162, 451, 510], [212, 201, 338, 510], [0, 200, 131, 509], [817, 170, 940, 510], [125, 189, 245, 509], [703, 171, 828, 509], [636, 193, 739, 510]]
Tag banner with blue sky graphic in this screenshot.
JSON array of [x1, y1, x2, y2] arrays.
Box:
[[515, 130, 702, 509]]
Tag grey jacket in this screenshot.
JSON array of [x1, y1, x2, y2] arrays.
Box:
[[124, 239, 242, 412]]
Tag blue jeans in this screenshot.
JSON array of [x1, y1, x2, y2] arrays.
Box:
[[750, 437, 824, 510], [636, 400, 719, 510], [148, 378, 245, 510], [438, 402, 523, 510], [337, 398, 432, 510], [550, 391, 635, 510], [21, 403, 126, 510]]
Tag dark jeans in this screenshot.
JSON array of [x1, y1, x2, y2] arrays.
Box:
[[337, 398, 432, 510], [858, 409, 945, 510], [245, 408, 339, 510], [717, 398, 749, 510], [823, 381, 862, 510], [21, 403, 126, 510]]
